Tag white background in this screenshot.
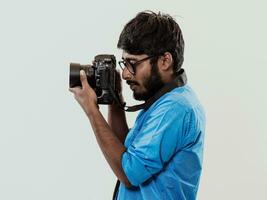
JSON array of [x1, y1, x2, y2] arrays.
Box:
[[0, 0, 266, 199]]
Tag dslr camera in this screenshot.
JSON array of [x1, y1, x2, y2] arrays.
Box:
[[69, 54, 117, 104]]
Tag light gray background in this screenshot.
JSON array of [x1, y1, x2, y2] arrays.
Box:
[[0, 0, 266, 199]]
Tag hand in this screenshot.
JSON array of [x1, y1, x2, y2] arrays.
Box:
[[69, 70, 98, 114], [115, 70, 124, 103]]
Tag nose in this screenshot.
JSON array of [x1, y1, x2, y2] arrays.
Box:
[[122, 67, 133, 80]]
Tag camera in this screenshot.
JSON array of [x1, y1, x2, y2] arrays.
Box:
[[69, 54, 117, 104]]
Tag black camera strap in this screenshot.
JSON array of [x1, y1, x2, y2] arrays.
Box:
[[110, 69, 187, 112], [110, 69, 187, 199]]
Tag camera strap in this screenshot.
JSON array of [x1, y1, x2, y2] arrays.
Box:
[[110, 69, 187, 112]]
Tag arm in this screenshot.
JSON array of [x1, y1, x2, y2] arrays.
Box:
[[87, 105, 131, 187], [108, 96, 129, 144], [121, 102, 190, 186], [108, 70, 129, 144], [69, 70, 132, 187]]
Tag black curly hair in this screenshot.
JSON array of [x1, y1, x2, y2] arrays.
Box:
[[117, 10, 185, 75]]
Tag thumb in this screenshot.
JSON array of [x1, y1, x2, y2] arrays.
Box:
[[80, 70, 89, 88]]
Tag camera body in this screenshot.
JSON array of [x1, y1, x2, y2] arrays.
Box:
[[69, 54, 116, 104]]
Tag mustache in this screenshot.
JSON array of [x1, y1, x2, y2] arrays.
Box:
[[126, 80, 139, 86]]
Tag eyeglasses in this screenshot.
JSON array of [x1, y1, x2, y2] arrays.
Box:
[[118, 55, 157, 75]]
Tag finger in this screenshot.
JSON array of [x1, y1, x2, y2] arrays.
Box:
[[80, 70, 89, 89], [115, 69, 122, 93]]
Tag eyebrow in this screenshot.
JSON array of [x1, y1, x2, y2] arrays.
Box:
[[122, 57, 138, 61]]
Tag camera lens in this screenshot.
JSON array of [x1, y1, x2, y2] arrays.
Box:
[[69, 63, 82, 88], [69, 63, 96, 88]]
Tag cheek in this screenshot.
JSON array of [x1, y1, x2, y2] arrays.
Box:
[[135, 66, 151, 86], [137, 74, 150, 92]]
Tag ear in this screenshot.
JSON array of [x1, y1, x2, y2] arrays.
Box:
[[157, 52, 173, 72]]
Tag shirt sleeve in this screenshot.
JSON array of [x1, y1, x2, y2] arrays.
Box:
[[121, 101, 193, 186]]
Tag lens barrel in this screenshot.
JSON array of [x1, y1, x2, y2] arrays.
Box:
[[69, 63, 82, 88], [69, 63, 94, 88]]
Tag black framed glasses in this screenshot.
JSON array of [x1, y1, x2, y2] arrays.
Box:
[[118, 55, 157, 75]]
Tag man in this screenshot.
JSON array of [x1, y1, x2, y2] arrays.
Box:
[[69, 11, 205, 200]]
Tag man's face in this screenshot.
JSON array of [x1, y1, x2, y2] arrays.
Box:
[[121, 52, 164, 101]]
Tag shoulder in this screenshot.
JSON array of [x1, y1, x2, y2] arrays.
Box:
[[143, 85, 206, 133], [149, 85, 203, 114]]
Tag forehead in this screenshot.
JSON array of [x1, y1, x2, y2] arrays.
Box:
[[122, 51, 147, 61]]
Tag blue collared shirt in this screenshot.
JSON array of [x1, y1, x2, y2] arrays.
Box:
[[117, 85, 206, 200]]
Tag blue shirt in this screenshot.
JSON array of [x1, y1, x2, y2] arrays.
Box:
[[117, 85, 206, 200]]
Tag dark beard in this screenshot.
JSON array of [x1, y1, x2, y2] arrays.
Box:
[[134, 63, 165, 101]]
